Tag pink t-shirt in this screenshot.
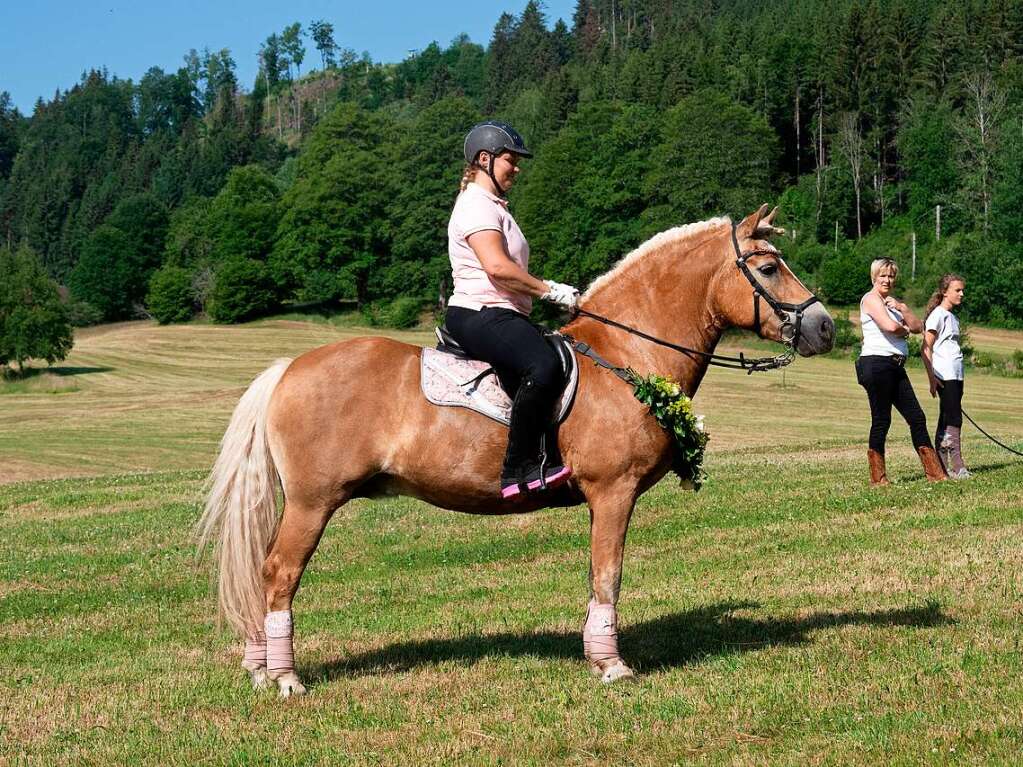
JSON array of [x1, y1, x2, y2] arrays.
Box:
[[447, 182, 531, 315]]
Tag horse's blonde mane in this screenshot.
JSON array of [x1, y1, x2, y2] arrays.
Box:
[[582, 217, 731, 300]]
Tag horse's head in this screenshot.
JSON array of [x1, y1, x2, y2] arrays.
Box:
[[712, 205, 834, 357]]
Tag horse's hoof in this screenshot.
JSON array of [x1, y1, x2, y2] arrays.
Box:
[[249, 667, 270, 690], [599, 660, 636, 684], [275, 671, 307, 699], [589, 660, 636, 684], [242, 660, 270, 691]]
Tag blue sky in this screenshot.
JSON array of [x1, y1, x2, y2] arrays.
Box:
[[1, 0, 577, 113]]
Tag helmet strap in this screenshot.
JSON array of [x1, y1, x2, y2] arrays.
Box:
[[480, 152, 507, 197]]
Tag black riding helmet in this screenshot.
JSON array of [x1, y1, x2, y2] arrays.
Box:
[[463, 120, 532, 196]]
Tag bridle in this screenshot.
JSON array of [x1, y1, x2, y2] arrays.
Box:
[[730, 221, 821, 352], [569, 220, 822, 376]]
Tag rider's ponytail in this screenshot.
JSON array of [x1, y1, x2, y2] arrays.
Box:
[[459, 163, 476, 192]]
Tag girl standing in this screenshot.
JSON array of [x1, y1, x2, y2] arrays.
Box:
[[922, 274, 969, 479]]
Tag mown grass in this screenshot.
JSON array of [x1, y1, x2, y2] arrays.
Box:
[[1, 319, 1022, 765], [0, 371, 80, 396]]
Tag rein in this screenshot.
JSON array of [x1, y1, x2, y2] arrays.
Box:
[[568, 221, 821, 376], [570, 309, 792, 374]]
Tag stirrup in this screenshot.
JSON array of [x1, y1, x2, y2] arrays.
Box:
[[501, 465, 572, 499]]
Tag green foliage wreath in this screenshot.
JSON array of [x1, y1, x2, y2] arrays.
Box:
[[628, 372, 709, 490]]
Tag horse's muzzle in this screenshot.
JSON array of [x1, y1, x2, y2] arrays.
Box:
[[794, 304, 835, 356]]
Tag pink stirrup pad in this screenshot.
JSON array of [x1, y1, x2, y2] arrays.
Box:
[[244, 632, 267, 666], [501, 466, 573, 499], [583, 601, 619, 663], [265, 610, 294, 674]]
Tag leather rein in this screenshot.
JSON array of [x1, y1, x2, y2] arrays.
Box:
[[569, 221, 822, 376]]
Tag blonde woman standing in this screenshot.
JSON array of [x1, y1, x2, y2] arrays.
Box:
[[855, 258, 946, 485], [923, 274, 969, 479]]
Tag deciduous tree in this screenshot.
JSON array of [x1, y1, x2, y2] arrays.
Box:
[[0, 244, 73, 371], [270, 103, 394, 304], [281, 23, 306, 78], [310, 20, 338, 70], [68, 225, 136, 320], [836, 112, 866, 238]]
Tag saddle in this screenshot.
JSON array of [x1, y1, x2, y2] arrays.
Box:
[[420, 325, 579, 426]]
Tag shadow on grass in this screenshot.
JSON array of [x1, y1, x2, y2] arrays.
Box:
[[967, 460, 1021, 473], [309, 599, 951, 681], [4, 365, 113, 380]]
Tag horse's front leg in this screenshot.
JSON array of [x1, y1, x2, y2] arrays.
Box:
[[584, 487, 637, 683]]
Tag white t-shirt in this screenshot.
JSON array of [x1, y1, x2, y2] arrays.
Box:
[[860, 296, 908, 357], [925, 306, 964, 381], [446, 183, 531, 315]]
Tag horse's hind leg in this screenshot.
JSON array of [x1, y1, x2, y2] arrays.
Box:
[[259, 496, 339, 698]]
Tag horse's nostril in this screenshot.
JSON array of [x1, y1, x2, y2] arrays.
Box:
[[821, 318, 834, 340]]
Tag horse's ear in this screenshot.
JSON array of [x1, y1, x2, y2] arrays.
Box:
[[736, 203, 771, 239], [754, 206, 786, 238]]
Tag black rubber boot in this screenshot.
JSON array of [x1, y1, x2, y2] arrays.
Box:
[[500, 377, 570, 498]]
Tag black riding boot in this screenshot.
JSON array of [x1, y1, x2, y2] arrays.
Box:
[[501, 377, 571, 498]]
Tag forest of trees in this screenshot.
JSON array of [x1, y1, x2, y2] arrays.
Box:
[[2, 0, 1022, 356]]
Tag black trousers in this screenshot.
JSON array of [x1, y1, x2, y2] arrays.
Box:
[[444, 306, 563, 398], [855, 355, 933, 453], [935, 378, 964, 441], [444, 305, 564, 477]]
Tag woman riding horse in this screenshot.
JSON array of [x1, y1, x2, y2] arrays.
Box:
[[198, 204, 835, 697], [444, 120, 581, 498]]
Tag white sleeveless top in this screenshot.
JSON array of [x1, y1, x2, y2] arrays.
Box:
[[859, 296, 908, 357]]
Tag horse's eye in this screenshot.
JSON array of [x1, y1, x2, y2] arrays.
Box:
[[758, 263, 777, 277]]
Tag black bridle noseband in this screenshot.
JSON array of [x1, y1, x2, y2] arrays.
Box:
[[570, 220, 822, 376]]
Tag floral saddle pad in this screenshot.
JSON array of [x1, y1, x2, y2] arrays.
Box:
[[420, 329, 579, 426]]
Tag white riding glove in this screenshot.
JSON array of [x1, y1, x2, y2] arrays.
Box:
[[541, 280, 580, 309]]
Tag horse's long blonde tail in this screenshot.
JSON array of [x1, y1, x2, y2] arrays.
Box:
[[196, 358, 293, 637]]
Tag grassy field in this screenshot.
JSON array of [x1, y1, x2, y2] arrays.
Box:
[[1, 318, 1022, 765]]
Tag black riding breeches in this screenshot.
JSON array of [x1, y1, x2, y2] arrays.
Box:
[[935, 377, 964, 440], [444, 306, 563, 397], [444, 305, 565, 477], [855, 355, 932, 453]]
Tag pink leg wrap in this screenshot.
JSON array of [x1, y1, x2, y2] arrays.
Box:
[[243, 632, 267, 667], [264, 610, 294, 674], [583, 600, 619, 663]]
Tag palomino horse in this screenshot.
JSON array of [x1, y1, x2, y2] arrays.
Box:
[[198, 204, 835, 696]]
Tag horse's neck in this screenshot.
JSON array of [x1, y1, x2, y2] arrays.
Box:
[[567, 243, 724, 395]]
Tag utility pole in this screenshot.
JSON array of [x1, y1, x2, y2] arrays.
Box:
[[834, 220, 839, 251], [936, 204, 941, 241]]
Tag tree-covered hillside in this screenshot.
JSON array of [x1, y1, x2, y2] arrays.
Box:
[[1, 0, 1022, 327]]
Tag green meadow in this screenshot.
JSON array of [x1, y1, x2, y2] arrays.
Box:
[[1, 318, 1022, 765]]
